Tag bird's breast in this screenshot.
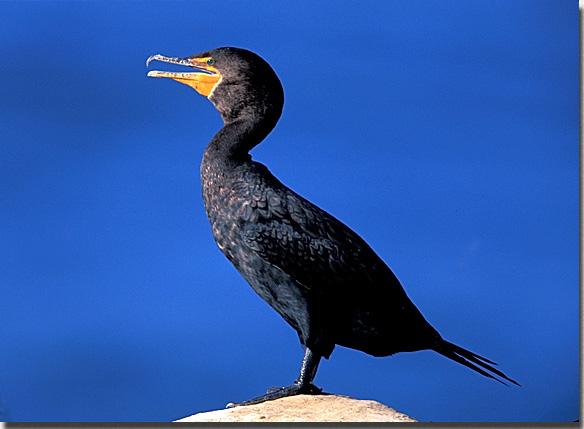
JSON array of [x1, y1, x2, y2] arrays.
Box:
[[200, 158, 270, 263]]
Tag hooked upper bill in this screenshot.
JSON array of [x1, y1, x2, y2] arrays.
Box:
[[146, 54, 221, 97]]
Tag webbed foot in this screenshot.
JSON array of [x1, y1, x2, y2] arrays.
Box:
[[226, 382, 322, 408]]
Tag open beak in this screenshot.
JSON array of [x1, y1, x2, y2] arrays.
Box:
[[147, 54, 221, 97]]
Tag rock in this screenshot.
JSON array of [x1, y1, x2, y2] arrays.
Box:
[[175, 394, 417, 422]]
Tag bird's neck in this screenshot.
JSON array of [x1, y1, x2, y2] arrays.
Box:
[[202, 111, 279, 164]]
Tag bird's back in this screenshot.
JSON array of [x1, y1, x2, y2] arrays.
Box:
[[201, 154, 440, 359]]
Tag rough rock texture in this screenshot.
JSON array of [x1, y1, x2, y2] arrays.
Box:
[[174, 394, 417, 422]]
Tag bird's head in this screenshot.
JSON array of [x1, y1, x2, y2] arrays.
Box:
[[147, 47, 283, 126]]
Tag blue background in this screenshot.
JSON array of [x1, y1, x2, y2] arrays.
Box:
[[0, 0, 578, 423]]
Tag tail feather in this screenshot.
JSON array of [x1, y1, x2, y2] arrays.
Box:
[[434, 340, 520, 386]]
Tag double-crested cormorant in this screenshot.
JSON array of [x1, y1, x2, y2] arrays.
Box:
[[146, 47, 518, 406]]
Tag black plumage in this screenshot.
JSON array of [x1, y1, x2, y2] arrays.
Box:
[[147, 47, 518, 406]]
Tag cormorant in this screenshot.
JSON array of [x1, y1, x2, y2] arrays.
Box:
[[146, 47, 518, 406]]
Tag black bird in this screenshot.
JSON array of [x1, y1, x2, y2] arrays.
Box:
[[146, 47, 518, 406]]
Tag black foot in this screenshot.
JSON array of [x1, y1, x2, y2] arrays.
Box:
[[226, 382, 322, 408]]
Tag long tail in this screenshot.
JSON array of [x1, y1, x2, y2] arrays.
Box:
[[433, 339, 520, 386]]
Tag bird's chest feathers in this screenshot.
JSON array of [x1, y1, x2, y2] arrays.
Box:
[[200, 159, 279, 261]]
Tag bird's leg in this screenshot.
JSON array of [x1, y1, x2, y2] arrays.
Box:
[[226, 347, 323, 408], [296, 345, 321, 389]]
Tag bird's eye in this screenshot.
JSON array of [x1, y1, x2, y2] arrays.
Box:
[[207, 59, 215, 66]]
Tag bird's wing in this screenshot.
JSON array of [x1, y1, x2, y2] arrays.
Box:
[[238, 184, 391, 294]]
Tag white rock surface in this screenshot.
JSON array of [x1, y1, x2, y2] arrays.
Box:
[[175, 394, 417, 422]]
